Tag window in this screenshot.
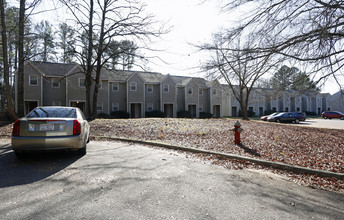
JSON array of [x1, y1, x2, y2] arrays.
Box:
[[112, 103, 119, 111], [97, 102, 103, 111], [147, 85, 153, 93], [52, 101, 61, 106], [199, 105, 203, 112], [213, 89, 217, 95], [188, 88, 193, 95], [98, 81, 103, 89], [79, 78, 85, 87], [130, 82, 137, 91], [29, 75, 38, 86], [52, 78, 60, 88], [199, 89, 203, 96], [147, 103, 153, 112], [112, 83, 119, 91], [163, 84, 169, 93]]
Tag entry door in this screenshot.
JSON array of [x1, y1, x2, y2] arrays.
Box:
[[164, 104, 173, 117], [25, 101, 38, 115], [188, 105, 196, 118], [71, 102, 86, 113], [232, 107, 237, 117], [130, 103, 142, 118], [213, 105, 220, 118]]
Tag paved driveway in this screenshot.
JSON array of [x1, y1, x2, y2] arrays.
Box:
[[0, 139, 343, 219], [297, 118, 344, 129]]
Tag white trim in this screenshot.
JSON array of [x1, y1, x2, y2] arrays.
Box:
[[78, 78, 86, 87], [97, 102, 103, 112], [130, 82, 137, 91], [163, 84, 169, 93], [112, 83, 119, 91], [29, 75, 38, 86], [112, 103, 119, 111], [147, 103, 153, 111], [147, 84, 153, 93], [51, 78, 60, 88]]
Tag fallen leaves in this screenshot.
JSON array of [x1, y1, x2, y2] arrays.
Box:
[[89, 118, 344, 193]]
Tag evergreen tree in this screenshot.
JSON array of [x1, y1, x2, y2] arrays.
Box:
[[34, 20, 55, 62]]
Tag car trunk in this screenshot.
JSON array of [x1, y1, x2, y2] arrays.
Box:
[[19, 118, 75, 137]]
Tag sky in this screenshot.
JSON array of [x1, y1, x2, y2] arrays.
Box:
[[8, 0, 341, 94]]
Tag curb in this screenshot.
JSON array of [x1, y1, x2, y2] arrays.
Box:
[[93, 136, 344, 180]]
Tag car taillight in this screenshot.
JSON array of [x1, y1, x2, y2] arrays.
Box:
[[12, 120, 20, 136], [73, 120, 81, 135]]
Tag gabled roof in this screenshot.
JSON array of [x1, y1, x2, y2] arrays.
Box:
[[171, 76, 192, 86], [139, 71, 164, 83], [106, 70, 133, 82], [30, 61, 78, 77]]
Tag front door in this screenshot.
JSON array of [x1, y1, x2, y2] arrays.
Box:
[[188, 105, 196, 118], [213, 105, 221, 118], [164, 104, 173, 117], [130, 103, 142, 118], [25, 101, 38, 115], [71, 101, 86, 113]]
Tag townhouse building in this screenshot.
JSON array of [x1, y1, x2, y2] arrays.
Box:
[[15, 61, 340, 118], [16, 61, 223, 117]]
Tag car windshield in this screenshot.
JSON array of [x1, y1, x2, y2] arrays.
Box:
[[27, 107, 77, 118]]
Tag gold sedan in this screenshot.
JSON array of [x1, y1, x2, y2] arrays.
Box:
[[12, 106, 90, 158]]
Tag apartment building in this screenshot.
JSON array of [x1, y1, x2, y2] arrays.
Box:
[[16, 61, 223, 117], [15, 61, 340, 117]]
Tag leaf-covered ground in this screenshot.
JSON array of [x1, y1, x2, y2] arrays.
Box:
[[89, 118, 344, 193], [1, 118, 343, 193]]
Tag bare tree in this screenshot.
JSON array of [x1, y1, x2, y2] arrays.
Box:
[[200, 35, 279, 119], [61, 0, 165, 118], [221, 0, 344, 90]]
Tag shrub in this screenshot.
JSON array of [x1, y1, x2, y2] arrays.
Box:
[[305, 111, 317, 116], [238, 110, 256, 117], [199, 112, 213, 119], [264, 110, 275, 115], [110, 110, 130, 119], [97, 112, 110, 119], [177, 110, 192, 118], [145, 110, 165, 118]]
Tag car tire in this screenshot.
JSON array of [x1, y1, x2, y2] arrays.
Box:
[[14, 150, 25, 159], [78, 145, 87, 156], [324, 116, 327, 119], [340, 116, 344, 120], [295, 119, 300, 123], [276, 119, 280, 123]]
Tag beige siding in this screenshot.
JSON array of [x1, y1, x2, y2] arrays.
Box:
[[24, 65, 42, 105], [43, 77, 66, 106]]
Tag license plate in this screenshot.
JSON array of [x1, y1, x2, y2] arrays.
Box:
[[40, 124, 55, 131]]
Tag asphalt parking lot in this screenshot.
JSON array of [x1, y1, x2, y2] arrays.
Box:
[[295, 118, 344, 129], [1, 139, 343, 219]]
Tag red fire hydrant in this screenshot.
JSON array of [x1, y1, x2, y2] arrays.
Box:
[[232, 121, 243, 145]]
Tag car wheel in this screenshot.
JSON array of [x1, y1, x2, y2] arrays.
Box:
[[78, 145, 87, 156], [14, 150, 25, 159], [324, 116, 327, 119], [276, 119, 280, 123], [340, 116, 344, 120], [295, 119, 300, 123]]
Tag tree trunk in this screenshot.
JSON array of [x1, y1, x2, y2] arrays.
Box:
[[92, 1, 107, 119], [85, 0, 94, 118], [0, 0, 17, 120], [17, 0, 25, 117]]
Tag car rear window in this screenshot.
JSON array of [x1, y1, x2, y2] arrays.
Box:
[[27, 107, 77, 118]]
